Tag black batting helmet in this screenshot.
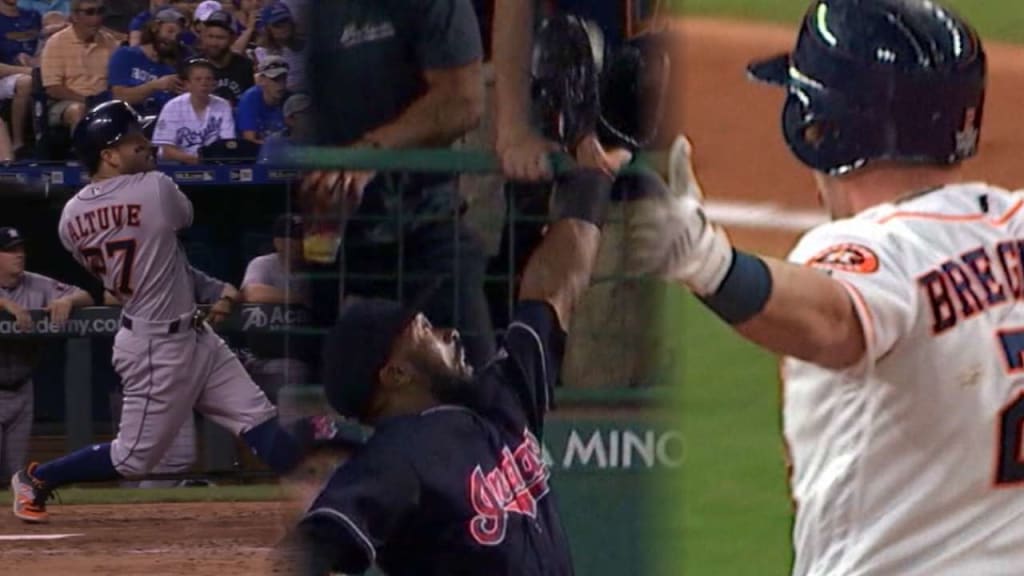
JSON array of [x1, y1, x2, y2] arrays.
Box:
[[73, 100, 145, 174], [748, 0, 986, 176], [530, 14, 606, 149]]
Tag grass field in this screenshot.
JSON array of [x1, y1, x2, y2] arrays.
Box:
[[661, 2, 1024, 575]]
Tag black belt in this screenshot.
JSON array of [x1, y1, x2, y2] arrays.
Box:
[[121, 313, 203, 334]]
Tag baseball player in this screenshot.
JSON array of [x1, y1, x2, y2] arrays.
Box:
[[0, 227, 93, 480], [273, 166, 624, 576], [11, 100, 352, 524], [627, 1, 1024, 574]]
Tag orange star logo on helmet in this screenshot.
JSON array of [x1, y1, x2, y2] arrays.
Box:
[[807, 243, 879, 273]]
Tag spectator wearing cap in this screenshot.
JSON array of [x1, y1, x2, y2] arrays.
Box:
[[40, 0, 118, 130], [0, 227, 92, 480], [239, 214, 311, 402], [256, 91, 306, 163], [195, 8, 251, 104], [151, 56, 235, 164], [108, 8, 185, 116], [127, 0, 166, 45], [252, 1, 300, 92], [0, 0, 41, 158], [189, 0, 219, 39], [303, 0, 494, 368], [235, 53, 285, 144]]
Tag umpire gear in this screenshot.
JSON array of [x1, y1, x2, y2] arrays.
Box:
[[72, 100, 145, 174], [748, 0, 986, 176]]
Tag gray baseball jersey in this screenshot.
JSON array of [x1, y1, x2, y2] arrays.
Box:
[[241, 254, 309, 304], [0, 272, 78, 385], [57, 171, 276, 477], [58, 171, 197, 322]]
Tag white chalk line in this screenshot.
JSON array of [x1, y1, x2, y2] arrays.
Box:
[[704, 199, 827, 232], [0, 533, 84, 541]]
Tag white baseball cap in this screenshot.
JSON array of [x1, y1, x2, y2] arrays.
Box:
[[194, 0, 223, 22]]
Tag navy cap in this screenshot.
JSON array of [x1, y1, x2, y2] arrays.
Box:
[[0, 227, 24, 250], [321, 299, 417, 420], [272, 213, 303, 239], [260, 2, 292, 25]]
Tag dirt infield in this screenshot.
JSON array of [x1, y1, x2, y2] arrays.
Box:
[[0, 501, 293, 575], [678, 18, 1024, 257]]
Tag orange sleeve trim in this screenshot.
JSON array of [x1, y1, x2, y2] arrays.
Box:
[[833, 278, 876, 357], [877, 199, 1023, 226]]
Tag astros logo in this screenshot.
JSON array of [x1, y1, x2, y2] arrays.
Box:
[[807, 243, 880, 274]]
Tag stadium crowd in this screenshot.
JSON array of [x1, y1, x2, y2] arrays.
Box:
[[0, 0, 309, 163]]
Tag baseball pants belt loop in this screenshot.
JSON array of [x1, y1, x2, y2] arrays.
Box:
[[120, 310, 196, 336]]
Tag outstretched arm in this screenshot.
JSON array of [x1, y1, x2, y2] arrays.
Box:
[[628, 137, 874, 370]]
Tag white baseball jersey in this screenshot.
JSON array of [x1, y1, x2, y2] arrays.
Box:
[[58, 172, 199, 322], [783, 182, 1024, 576], [152, 93, 236, 155]]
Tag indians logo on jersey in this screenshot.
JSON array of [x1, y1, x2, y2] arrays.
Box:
[[807, 243, 880, 274], [468, 429, 551, 546]]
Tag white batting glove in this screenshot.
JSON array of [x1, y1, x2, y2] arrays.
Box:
[[626, 136, 734, 295]]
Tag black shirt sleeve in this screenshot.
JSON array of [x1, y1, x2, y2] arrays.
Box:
[[472, 300, 565, 439], [297, 432, 421, 574]]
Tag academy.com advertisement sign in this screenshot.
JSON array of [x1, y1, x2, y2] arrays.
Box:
[[0, 304, 311, 337]]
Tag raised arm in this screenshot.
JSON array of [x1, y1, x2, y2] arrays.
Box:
[[517, 168, 611, 330]]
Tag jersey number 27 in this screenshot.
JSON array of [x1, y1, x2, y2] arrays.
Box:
[[81, 239, 138, 296]]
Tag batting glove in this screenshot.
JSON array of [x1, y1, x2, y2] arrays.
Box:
[[626, 136, 734, 295]]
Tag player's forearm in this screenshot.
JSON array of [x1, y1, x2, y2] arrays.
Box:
[[361, 64, 484, 148], [493, 0, 537, 147], [232, 29, 254, 54], [45, 84, 86, 103], [128, 30, 142, 46], [723, 258, 866, 370], [519, 219, 601, 330]]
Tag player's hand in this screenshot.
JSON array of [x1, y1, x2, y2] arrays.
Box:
[[46, 298, 74, 327], [625, 136, 732, 295], [574, 132, 633, 177], [206, 296, 233, 326], [2, 299, 33, 332], [497, 127, 561, 182]]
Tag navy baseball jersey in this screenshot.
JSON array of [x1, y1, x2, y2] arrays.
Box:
[[300, 301, 573, 575], [0, 7, 39, 65]]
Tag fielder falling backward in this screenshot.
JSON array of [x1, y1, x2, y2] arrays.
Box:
[[11, 100, 352, 524], [629, 0, 1024, 574]]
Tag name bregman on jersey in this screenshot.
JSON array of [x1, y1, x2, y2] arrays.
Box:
[[468, 429, 551, 546], [64, 204, 142, 246], [920, 239, 1024, 333]]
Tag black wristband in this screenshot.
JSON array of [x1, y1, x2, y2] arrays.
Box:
[[699, 250, 773, 324], [550, 168, 615, 227]]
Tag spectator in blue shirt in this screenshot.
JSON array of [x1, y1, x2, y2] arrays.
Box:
[[0, 0, 40, 156], [256, 91, 308, 163], [17, 0, 69, 16], [235, 53, 286, 144], [109, 8, 185, 116]]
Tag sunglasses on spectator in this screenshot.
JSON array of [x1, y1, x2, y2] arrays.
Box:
[[77, 6, 107, 15]]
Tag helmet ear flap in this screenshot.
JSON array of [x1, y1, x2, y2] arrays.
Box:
[[781, 90, 887, 175]]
